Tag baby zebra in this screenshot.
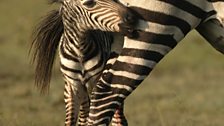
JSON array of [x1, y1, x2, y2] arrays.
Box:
[[88, 0, 224, 125], [31, 0, 137, 126]]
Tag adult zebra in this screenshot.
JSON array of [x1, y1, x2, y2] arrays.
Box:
[[88, 0, 224, 125], [31, 0, 137, 125]]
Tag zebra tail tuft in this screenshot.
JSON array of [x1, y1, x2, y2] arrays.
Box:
[[30, 10, 63, 93]]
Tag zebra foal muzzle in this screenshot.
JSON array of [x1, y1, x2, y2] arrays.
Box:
[[118, 7, 140, 38]]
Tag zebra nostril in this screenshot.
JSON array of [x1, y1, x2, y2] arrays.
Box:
[[124, 14, 132, 22]]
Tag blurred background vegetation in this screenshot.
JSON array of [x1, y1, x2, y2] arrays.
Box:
[[0, 0, 224, 126]]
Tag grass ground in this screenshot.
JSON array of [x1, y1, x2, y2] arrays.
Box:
[[0, 0, 224, 126]]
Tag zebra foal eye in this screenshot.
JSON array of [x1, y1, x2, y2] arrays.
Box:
[[82, 0, 96, 8]]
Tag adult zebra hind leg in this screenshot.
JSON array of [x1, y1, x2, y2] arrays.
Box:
[[87, 38, 129, 126], [88, 33, 178, 125]]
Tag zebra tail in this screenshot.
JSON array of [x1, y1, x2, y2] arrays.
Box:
[[30, 10, 63, 93]]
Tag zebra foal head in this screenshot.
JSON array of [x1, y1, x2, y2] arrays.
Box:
[[57, 0, 137, 32]]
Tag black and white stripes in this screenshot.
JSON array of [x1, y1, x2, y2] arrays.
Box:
[[31, 0, 137, 126], [88, 0, 224, 125], [59, 1, 136, 125]]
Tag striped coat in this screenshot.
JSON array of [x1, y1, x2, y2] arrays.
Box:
[[88, 0, 224, 125]]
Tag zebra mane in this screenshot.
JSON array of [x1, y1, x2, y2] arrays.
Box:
[[30, 9, 64, 93]]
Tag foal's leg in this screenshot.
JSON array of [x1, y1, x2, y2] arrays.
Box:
[[112, 102, 128, 126], [78, 86, 90, 126], [64, 79, 90, 126], [64, 81, 81, 126]]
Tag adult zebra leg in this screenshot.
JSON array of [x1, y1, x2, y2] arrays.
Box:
[[196, 19, 224, 54], [88, 32, 178, 125], [107, 53, 128, 126]]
